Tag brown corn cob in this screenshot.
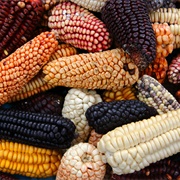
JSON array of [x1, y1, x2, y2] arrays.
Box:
[[167, 54, 180, 84], [42, 48, 139, 91], [48, 1, 112, 52], [135, 75, 180, 114], [88, 129, 103, 147], [0, 140, 61, 178], [0, 31, 58, 106], [139, 56, 168, 84], [175, 90, 180, 103], [0, 0, 44, 60], [102, 86, 137, 102], [0, 172, 17, 180]]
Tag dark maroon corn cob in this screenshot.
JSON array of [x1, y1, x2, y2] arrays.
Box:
[[0, 109, 76, 149], [111, 156, 180, 180], [101, 0, 156, 71], [0, 0, 44, 60], [0, 172, 17, 180], [85, 100, 158, 134]]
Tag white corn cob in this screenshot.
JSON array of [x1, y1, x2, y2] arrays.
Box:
[[97, 108, 180, 175]]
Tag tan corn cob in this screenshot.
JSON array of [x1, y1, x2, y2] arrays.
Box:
[[42, 48, 139, 91], [0, 31, 58, 106], [97, 108, 180, 175], [169, 24, 180, 48], [0, 140, 61, 178], [88, 129, 103, 147]]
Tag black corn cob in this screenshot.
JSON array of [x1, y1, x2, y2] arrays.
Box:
[[0, 172, 17, 180], [101, 0, 156, 71], [85, 100, 158, 134], [0, 109, 76, 149], [0, 0, 44, 60], [111, 157, 180, 180]]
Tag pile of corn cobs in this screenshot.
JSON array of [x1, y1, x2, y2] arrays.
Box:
[[0, 0, 180, 179]]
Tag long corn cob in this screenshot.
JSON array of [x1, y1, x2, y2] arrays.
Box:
[[0, 0, 44, 60], [0, 31, 58, 106], [0, 140, 61, 178], [97, 108, 180, 175], [0, 109, 76, 149], [135, 75, 180, 114], [42, 48, 139, 91]]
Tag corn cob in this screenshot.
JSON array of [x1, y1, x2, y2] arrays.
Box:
[[169, 24, 180, 48], [176, 90, 180, 103], [85, 100, 158, 134], [167, 54, 180, 84], [48, 1, 112, 52], [0, 109, 76, 149], [0, 0, 44, 60], [97, 108, 180, 175], [101, 0, 156, 71], [102, 86, 137, 102], [0, 31, 58, 106], [0, 140, 61, 178], [56, 142, 106, 180], [111, 157, 180, 180], [42, 0, 66, 11], [62, 88, 102, 144], [136, 75, 180, 114], [0, 172, 17, 180], [88, 129, 103, 147], [42, 48, 139, 91]]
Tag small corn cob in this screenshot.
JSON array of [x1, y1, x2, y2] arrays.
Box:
[[0, 140, 61, 178], [56, 142, 106, 180], [139, 56, 168, 84], [176, 90, 180, 103], [0, 172, 17, 180], [0, 31, 58, 106], [0, 0, 44, 60], [85, 100, 158, 134], [136, 75, 180, 114], [111, 157, 180, 180], [48, 1, 112, 52], [62, 88, 102, 144], [88, 129, 103, 147], [101, 86, 137, 102], [97, 108, 180, 175], [101, 0, 156, 71], [42, 48, 139, 91], [167, 54, 180, 84], [0, 109, 76, 149]]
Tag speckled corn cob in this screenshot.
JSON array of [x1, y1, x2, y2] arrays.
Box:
[[139, 56, 168, 84], [0, 31, 58, 106], [0, 0, 44, 60], [88, 129, 103, 147], [85, 100, 158, 134], [62, 88, 102, 144], [97, 108, 180, 175], [56, 142, 106, 180], [135, 75, 180, 114], [48, 1, 111, 52], [101, 0, 156, 71], [111, 157, 180, 180], [42, 48, 139, 91], [0, 109, 76, 149], [0, 140, 61, 178], [0, 172, 17, 180], [102, 86, 137, 102], [167, 54, 180, 84]]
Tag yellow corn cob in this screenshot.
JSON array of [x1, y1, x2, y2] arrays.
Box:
[[42, 48, 139, 91], [0, 140, 61, 178], [97, 108, 180, 175], [0, 31, 58, 106]]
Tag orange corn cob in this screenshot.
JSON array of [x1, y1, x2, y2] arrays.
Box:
[[42, 48, 139, 91], [0, 31, 58, 106], [175, 89, 180, 103]]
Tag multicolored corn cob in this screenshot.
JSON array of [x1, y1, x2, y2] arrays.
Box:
[[48, 1, 112, 52], [97, 108, 180, 175], [135, 75, 180, 114], [101, 0, 156, 71], [0, 109, 76, 149], [0, 140, 61, 178], [42, 48, 139, 91], [0, 0, 44, 60], [0, 31, 58, 106], [85, 100, 158, 134]]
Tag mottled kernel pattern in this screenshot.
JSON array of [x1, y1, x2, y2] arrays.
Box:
[[42, 48, 139, 91], [0, 31, 58, 106], [136, 75, 180, 114], [48, 1, 112, 52]]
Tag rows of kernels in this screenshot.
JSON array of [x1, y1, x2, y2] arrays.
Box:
[[88, 130, 103, 147], [42, 48, 139, 91]]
